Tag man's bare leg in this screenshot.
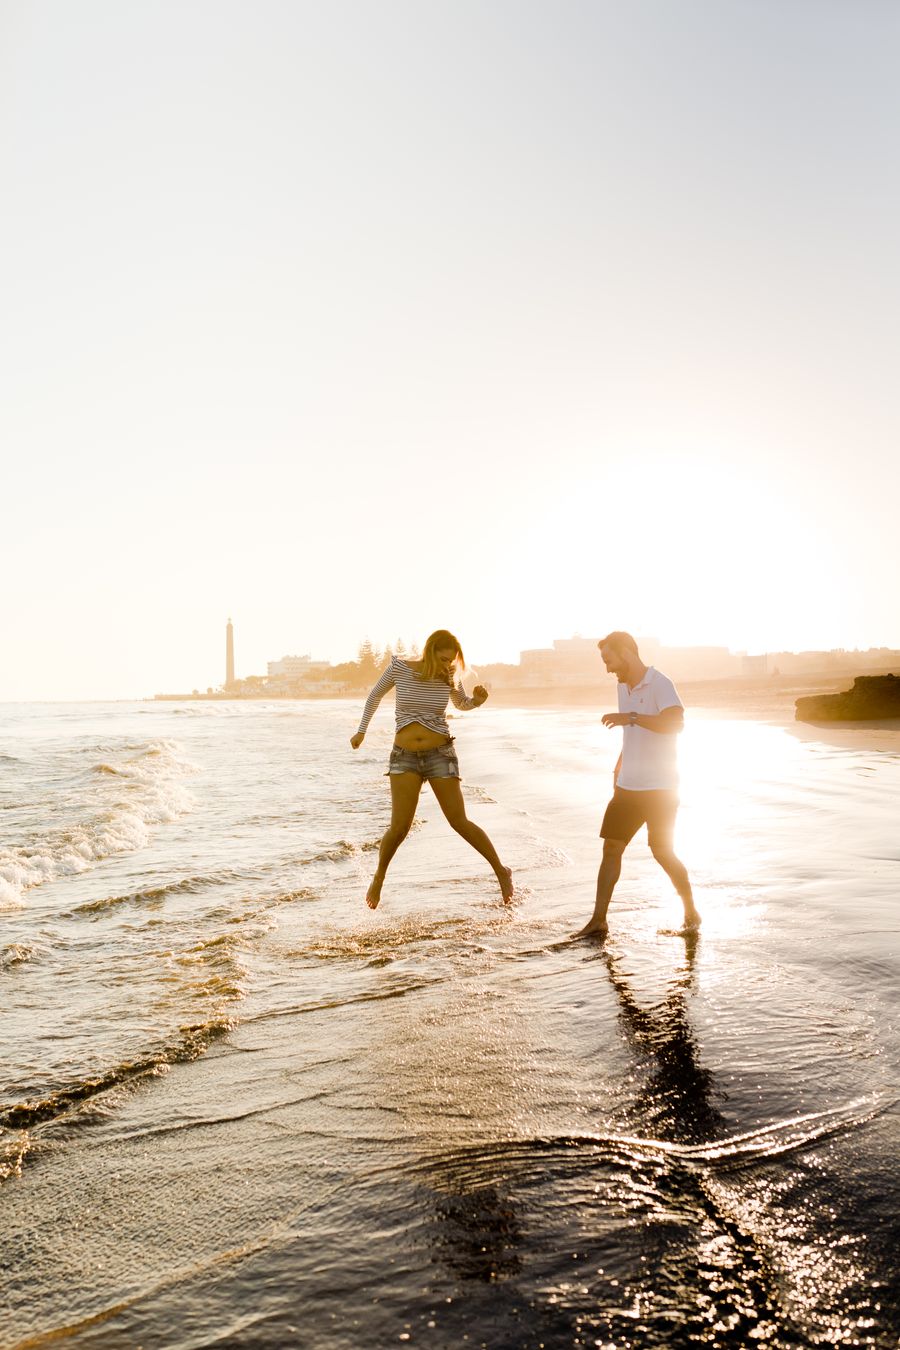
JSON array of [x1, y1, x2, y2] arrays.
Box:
[[366, 773, 422, 909], [429, 777, 514, 903], [651, 845, 701, 931], [575, 838, 627, 938]]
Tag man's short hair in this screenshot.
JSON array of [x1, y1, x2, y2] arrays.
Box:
[[598, 631, 639, 657]]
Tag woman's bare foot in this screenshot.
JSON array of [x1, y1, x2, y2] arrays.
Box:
[[365, 874, 384, 910], [498, 866, 514, 904], [573, 920, 608, 940], [682, 906, 702, 930]]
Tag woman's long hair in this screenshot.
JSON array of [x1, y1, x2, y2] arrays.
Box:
[[419, 629, 465, 684]]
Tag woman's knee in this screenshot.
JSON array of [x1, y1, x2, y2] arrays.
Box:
[[437, 803, 469, 834]]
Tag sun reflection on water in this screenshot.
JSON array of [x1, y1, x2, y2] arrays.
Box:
[[672, 717, 812, 941]]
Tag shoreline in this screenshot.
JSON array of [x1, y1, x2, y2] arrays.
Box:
[[484, 682, 900, 754], [784, 717, 900, 754], [149, 677, 900, 753]]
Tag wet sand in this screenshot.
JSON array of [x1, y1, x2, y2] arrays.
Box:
[[786, 718, 900, 753]]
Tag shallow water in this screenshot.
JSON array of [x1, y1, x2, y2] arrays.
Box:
[[1, 699, 899, 1347]]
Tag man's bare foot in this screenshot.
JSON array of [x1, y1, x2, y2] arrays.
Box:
[[660, 911, 701, 936], [573, 921, 608, 940], [365, 875, 383, 910], [498, 866, 514, 904]]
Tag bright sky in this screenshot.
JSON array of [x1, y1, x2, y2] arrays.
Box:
[[2, 0, 899, 699]]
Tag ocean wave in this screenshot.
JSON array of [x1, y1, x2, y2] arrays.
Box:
[[68, 870, 245, 917], [291, 910, 564, 968], [413, 1098, 890, 1191], [68, 876, 319, 925], [88, 739, 189, 775], [0, 877, 24, 910], [301, 838, 379, 864], [0, 740, 197, 903], [0, 1018, 234, 1139], [245, 979, 440, 1024], [299, 820, 423, 868], [0, 1132, 30, 1182], [297, 911, 515, 963], [261, 886, 318, 907], [1, 943, 37, 970]]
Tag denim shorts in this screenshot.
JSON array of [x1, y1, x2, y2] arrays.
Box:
[[387, 740, 460, 780]]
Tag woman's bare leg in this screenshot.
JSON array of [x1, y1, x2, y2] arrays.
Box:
[[428, 777, 514, 903], [366, 772, 422, 909]]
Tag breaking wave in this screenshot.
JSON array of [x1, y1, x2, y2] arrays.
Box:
[[0, 740, 197, 904], [0, 1018, 234, 1138]]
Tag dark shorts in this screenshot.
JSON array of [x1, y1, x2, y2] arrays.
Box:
[[600, 787, 679, 848], [386, 741, 460, 780]]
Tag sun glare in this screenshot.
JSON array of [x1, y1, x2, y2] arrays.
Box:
[[528, 454, 848, 657]]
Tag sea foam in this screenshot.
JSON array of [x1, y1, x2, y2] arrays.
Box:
[[0, 739, 197, 905]]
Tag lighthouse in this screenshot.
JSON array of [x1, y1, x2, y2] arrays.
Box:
[[225, 617, 235, 688]]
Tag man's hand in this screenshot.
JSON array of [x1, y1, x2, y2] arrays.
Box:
[[473, 685, 489, 706], [601, 712, 629, 729], [350, 732, 364, 749]]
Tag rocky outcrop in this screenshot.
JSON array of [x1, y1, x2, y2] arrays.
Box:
[[795, 674, 900, 722]]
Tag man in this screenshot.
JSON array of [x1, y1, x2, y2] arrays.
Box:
[[576, 631, 701, 939]]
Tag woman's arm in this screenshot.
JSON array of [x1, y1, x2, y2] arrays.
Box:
[[450, 681, 486, 711], [352, 665, 396, 743]]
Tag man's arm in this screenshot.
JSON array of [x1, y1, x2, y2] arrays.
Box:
[[601, 706, 684, 734], [635, 706, 684, 734]]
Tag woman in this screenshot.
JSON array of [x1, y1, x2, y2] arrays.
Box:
[[350, 629, 514, 910]]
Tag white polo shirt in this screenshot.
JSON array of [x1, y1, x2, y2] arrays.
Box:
[[616, 666, 683, 791]]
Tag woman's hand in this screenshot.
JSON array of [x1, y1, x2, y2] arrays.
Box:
[[350, 732, 365, 749], [473, 685, 489, 706]]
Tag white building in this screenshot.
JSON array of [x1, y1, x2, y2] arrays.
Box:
[[267, 655, 331, 679], [518, 635, 739, 685], [519, 637, 603, 686]]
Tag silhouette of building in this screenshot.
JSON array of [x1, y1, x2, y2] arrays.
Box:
[[226, 617, 235, 688], [741, 652, 768, 677], [516, 636, 739, 686], [266, 654, 333, 692]]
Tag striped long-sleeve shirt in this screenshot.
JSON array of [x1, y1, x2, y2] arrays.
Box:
[[356, 657, 478, 738]]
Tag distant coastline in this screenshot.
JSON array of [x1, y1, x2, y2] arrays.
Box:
[[159, 623, 900, 711], [153, 669, 897, 719], [149, 671, 900, 754]]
